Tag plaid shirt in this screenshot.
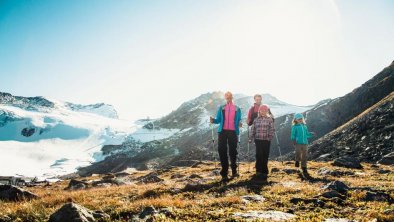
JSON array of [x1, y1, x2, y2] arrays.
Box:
[[251, 116, 275, 141]]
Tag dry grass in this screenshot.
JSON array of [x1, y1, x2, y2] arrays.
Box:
[[0, 161, 393, 221]]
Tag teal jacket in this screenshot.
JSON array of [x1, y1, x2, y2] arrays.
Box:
[[212, 104, 242, 135], [291, 123, 314, 145]]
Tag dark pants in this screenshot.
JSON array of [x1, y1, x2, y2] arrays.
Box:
[[255, 139, 271, 175], [218, 130, 238, 177]]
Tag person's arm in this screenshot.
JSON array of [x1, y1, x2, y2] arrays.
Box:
[[305, 125, 315, 138], [250, 121, 256, 142], [247, 108, 252, 126], [210, 106, 222, 124], [268, 119, 275, 141], [291, 125, 297, 145]]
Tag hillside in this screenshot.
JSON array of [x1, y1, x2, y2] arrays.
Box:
[[1, 161, 393, 221], [307, 92, 394, 163]]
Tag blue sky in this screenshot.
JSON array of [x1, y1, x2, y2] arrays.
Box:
[[1, 0, 393, 120]]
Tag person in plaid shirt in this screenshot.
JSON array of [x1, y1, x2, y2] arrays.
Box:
[[249, 104, 275, 182]]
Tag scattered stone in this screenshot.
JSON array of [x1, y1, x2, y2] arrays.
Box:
[[322, 181, 349, 193], [370, 164, 379, 168], [188, 174, 203, 179], [332, 157, 363, 169], [0, 215, 12, 222], [139, 206, 156, 219], [65, 179, 89, 190], [282, 169, 299, 174], [114, 172, 131, 177], [271, 168, 280, 173], [377, 169, 392, 174], [170, 173, 185, 179], [233, 210, 296, 221], [241, 195, 265, 204], [378, 152, 394, 165], [290, 197, 325, 207], [48, 202, 109, 222], [0, 185, 38, 201], [102, 174, 115, 180], [183, 181, 205, 192], [209, 169, 221, 176], [324, 218, 357, 222], [319, 190, 346, 199], [91, 178, 125, 187], [137, 172, 164, 184], [364, 191, 393, 203], [317, 168, 355, 177]]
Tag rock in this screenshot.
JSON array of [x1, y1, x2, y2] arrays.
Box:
[[322, 181, 350, 193], [378, 152, 394, 165], [48, 202, 109, 222], [183, 181, 205, 192], [364, 191, 393, 203], [65, 179, 89, 191], [241, 195, 265, 203], [91, 178, 125, 187], [233, 210, 296, 221], [102, 174, 115, 180], [139, 206, 157, 219], [271, 168, 280, 173], [324, 218, 357, 222], [157, 207, 174, 217], [0, 185, 38, 201], [332, 157, 363, 169], [377, 169, 392, 174], [319, 190, 346, 199], [290, 198, 325, 207], [282, 169, 298, 174], [170, 173, 185, 179], [209, 169, 221, 176], [137, 172, 164, 184], [114, 172, 131, 177], [188, 174, 203, 179], [317, 168, 355, 177], [0, 215, 12, 222]]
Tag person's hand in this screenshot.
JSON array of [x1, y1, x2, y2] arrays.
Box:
[[209, 116, 214, 123]]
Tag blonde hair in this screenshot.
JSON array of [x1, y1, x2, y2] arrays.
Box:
[[292, 118, 306, 125]]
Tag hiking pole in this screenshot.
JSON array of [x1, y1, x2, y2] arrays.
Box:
[[274, 131, 283, 165], [247, 126, 251, 172], [237, 134, 241, 175], [211, 123, 217, 169]]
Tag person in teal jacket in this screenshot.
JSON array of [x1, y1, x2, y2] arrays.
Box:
[[291, 113, 316, 175], [210, 91, 242, 182]]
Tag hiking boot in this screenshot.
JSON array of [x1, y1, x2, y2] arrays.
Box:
[[295, 161, 300, 168], [302, 167, 308, 175], [231, 172, 240, 178], [221, 175, 230, 183]]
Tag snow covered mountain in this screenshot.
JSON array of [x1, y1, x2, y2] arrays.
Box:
[[0, 92, 132, 178]]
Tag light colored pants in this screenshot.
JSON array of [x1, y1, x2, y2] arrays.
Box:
[[295, 144, 308, 168]]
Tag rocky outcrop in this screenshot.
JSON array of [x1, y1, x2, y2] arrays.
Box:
[[0, 185, 38, 201], [48, 202, 109, 222]]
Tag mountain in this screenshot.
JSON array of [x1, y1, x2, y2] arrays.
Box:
[[273, 61, 394, 159], [77, 92, 317, 175], [0, 92, 132, 178], [307, 92, 394, 163]]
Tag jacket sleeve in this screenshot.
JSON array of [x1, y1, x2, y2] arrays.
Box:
[[247, 108, 252, 125], [305, 125, 314, 138], [269, 119, 275, 140], [251, 121, 256, 140], [212, 106, 221, 124], [291, 125, 297, 141]]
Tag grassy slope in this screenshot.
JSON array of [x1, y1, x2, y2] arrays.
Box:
[[1, 161, 393, 222]]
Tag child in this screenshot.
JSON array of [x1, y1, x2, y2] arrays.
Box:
[[249, 104, 275, 182], [291, 113, 316, 175]]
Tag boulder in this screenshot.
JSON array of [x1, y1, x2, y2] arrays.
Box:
[[233, 210, 296, 221], [65, 179, 89, 191], [139, 206, 156, 219], [0, 185, 38, 201], [137, 172, 163, 184], [322, 181, 350, 193], [241, 195, 265, 204], [332, 157, 363, 169], [317, 168, 355, 177], [319, 190, 346, 199], [364, 191, 393, 203], [378, 152, 394, 165], [48, 202, 109, 222]]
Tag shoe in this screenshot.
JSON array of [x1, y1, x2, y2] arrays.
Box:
[[302, 167, 308, 175], [231, 172, 240, 178], [221, 175, 230, 182], [295, 161, 300, 168]]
